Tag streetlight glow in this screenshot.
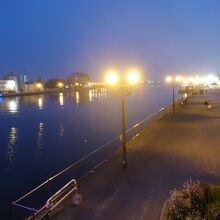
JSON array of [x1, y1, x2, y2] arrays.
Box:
[[127, 70, 140, 85], [165, 76, 173, 83], [175, 76, 182, 83], [106, 71, 119, 86]]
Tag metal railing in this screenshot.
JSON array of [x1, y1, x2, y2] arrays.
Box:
[[12, 106, 168, 220]]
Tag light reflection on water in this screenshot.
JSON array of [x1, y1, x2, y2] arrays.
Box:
[[0, 89, 109, 164], [38, 97, 43, 109], [0, 87, 170, 167], [59, 123, 64, 137], [8, 98, 19, 113], [75, 91, 79, 104], [36, 122, 44, 157], [59, 93, 64, 106], [7, 127, 18, 166], [89, 90, 93, 102], [0, 89, 107, 114]]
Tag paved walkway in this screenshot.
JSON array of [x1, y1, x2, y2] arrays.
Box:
[[52, 92, 220, 220]]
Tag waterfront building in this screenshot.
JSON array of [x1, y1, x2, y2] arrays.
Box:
[[21, 81, 44, 93], [67, 72, 90, 88], [18, 74, 28, 92], [45, 79, 65, 89], [1, 72, 19, 93], [0, 80, 19, 93], [19, 74, 28, 83]]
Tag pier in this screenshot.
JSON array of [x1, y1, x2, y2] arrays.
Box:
[[50, 91, 220, 220]]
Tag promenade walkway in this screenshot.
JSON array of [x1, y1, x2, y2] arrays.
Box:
[[52, 92, 220, 220]]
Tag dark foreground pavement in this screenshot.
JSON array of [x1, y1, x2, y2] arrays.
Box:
[[52, 92, 220, 220]]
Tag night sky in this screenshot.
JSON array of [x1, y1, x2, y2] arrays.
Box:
[[0, 0, 220, 80]]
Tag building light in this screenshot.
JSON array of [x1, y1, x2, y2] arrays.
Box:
[[58, 82, 64, 88], [6, 80, 16, 90], [36, 83, 42, 88]]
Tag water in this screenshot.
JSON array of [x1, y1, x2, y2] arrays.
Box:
[[0, 85, 172, 219]]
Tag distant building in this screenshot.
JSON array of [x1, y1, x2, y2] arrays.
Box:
[[2, 72, 19, 92], [18, 74, 28, 91], [0, 80, 18, 93], [21, 81, 44, 93], [45, 79, 65, 89], [19, 74, 28, 83], [67, 72, 90, 87]]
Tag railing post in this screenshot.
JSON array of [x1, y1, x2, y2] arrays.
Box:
[[45, 213, 50, 220], [32, 211, 35, 220]]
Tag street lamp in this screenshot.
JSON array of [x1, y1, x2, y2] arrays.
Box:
[[106, 70, 140, 169], [165, 76, 182, 114]]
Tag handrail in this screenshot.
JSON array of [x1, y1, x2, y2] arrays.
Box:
[[12, 203, 38, 212], [46, 179, 77, 207], [13, 136, 119, 205]]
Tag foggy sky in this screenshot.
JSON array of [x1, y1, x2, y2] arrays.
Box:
[[0, 0, 220, 80]]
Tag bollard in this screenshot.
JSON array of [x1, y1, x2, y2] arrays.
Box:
[[72, 192, 83, 205]]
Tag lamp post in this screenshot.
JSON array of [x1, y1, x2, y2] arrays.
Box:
[[166, 76, 182, 115], [172, 83, 175, 114], [106, 70, 140, 169]]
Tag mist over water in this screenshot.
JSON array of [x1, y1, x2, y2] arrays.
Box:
[[0, 85, 172, 218]]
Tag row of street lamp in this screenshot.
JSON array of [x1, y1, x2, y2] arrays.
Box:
[[165, 75, 212, 114], [166, 74, 219, 86], [105, 72, 218, 169]]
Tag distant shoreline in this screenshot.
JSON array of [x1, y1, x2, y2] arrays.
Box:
[[0, 89, 64, 98], [0, 87, 106, 98]]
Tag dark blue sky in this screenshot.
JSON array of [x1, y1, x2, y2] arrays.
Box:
[[0, 0, 220, 80]]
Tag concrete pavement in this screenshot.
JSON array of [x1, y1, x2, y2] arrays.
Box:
[[51, 92, 220, 220]]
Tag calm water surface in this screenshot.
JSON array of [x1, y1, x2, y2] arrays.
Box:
[[0, 85, 172, 219]]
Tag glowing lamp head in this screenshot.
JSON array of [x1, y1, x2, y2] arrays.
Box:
[[187, 77, 193, 83], [127, 70, 140, 85], [58, 82, 64, 88], [106, 71, 118, 86], [175, 76, 182, 83], [181, 77, 187, 85], [165, 76, 173, 83]]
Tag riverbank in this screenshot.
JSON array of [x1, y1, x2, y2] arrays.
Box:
[[0, 89, 65, 98], [51, 91, 220, 220], [0, 86, 106, 98]]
